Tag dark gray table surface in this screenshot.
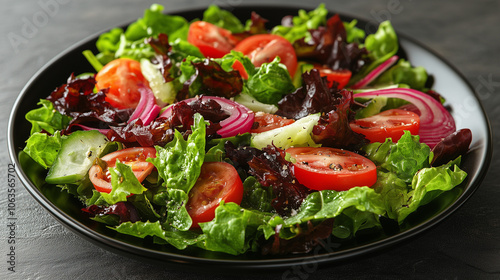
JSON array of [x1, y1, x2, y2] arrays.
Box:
[[1, 0, 499, 279]]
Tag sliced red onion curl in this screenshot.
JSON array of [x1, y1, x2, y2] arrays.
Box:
[[128, 85, 160, 126], [351, 55, 399, 89], [160, 96, 255, 138]]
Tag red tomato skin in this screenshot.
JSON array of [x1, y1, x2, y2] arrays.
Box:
[[286, 147, 377, 191], [187, 21, 238, 58], [350, 109, 420, 143], [89, 147, 157, 193], [250, 113, 295, 133], [95, 58, 150, 109], [233, 34, 298, 78], [187, 162, 243, 228], [314, 65, 352, 89]]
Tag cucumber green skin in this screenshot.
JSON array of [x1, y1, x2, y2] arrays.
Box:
[[250, 113, 321, 150], [45, 130, 110, 185]]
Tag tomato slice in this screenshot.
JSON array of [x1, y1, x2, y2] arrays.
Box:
[[286, 147, 377, 191], [233, 34, 298, 78], [350, 109, 420, 143], [250, 113, 295, 133], [186, 161, 244, 228], [88, 147, 157, 193], [95, 58, 150, 109], [187, 21, 238, 58], [313, 64, 352, 89]]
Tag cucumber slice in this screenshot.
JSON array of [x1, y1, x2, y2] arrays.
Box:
[[46, 130, 112, 184], [250, 113, 321, 150], [233, 93, 278, 114]]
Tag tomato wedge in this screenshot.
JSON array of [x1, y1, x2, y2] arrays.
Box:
[[314, 64, 352, 89], [187, 21, 238, 58], [250, 113, 295, 133], [350, 109, 420, 143], [186, 161, 244, 228], [286, 147, 377, 191], [95, 58, 150, 109], [233, 34, 298, 79], [88, 147, 157, 193]]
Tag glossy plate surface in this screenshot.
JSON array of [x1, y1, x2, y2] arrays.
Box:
[[7, 6, 491, 270]]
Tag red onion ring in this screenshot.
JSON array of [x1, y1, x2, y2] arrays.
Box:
[[160, 96, 255, 138]]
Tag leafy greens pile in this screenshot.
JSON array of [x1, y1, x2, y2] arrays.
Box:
[[22, 4, 469, 256]]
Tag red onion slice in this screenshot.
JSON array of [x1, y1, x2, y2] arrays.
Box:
[[351, 55, 399, 89], [160, 96, 255, 138], [129, 85, 158, 126]]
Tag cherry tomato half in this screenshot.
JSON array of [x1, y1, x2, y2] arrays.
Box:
[[95, 58, 150, 109], [350, 109, 420, 143], [186, 161, 244, 228], [314, 64, 352, 89], [286, 147, 377, 191], [233, 34, 298, 79], [88, 147, 157, 193], [250, 113, 295, 133], [187, 21, 239, 58]]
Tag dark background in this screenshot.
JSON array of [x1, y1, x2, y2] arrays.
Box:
[[1, 0, 499, 279]]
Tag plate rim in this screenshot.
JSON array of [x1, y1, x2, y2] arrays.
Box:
[[7, 4, 493, 270]]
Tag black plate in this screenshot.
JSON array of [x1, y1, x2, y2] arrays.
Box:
[[7, 5, 492, 270]]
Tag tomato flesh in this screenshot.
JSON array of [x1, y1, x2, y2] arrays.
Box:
[[286, 147, 377, 191], [186, 161, 243, 228], [314, 64, 352, 89], [350, 109, 420, 143], [250, 113, 295, 133], [95, 58, 150, 109], [88, 147, 157, 193], [233, 34, 298, 78], [187, 21, 238, 58]]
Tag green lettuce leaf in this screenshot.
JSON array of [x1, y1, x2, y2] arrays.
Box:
[[198, 202, 274, 255], [397, 160, 467, 222], [350, 21, 398, 85], [240, 176, 274, 213], [178, 52, 294, 104], [217, 51, 256, 76], [364, 21, 398, 67], [271, 4, 328, 43], [127, 193, 161, 222], [363, 131, 431, 183], [374, 158, 467, 223], [96, 27, 123, 54], [148, 113, 206, 230], [93, 4, 193, 64], [245, 57, 295, 104], [344, 19, 366, 43], [283, 187, 386, 227], [114, 221, 205, 250], [124, 4, 189, 42], [100, 161, 148, 205], [169, 38, 205, 61], [25, 99, 71, 135], [202, 5, 245, 33], [23, 131, 65, 169], [371, 170, 410, 221], [372, 59, 428, 91], [114, 34, 156, 61]]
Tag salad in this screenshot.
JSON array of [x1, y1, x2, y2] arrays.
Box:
[[22, 4, 473, 256]]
